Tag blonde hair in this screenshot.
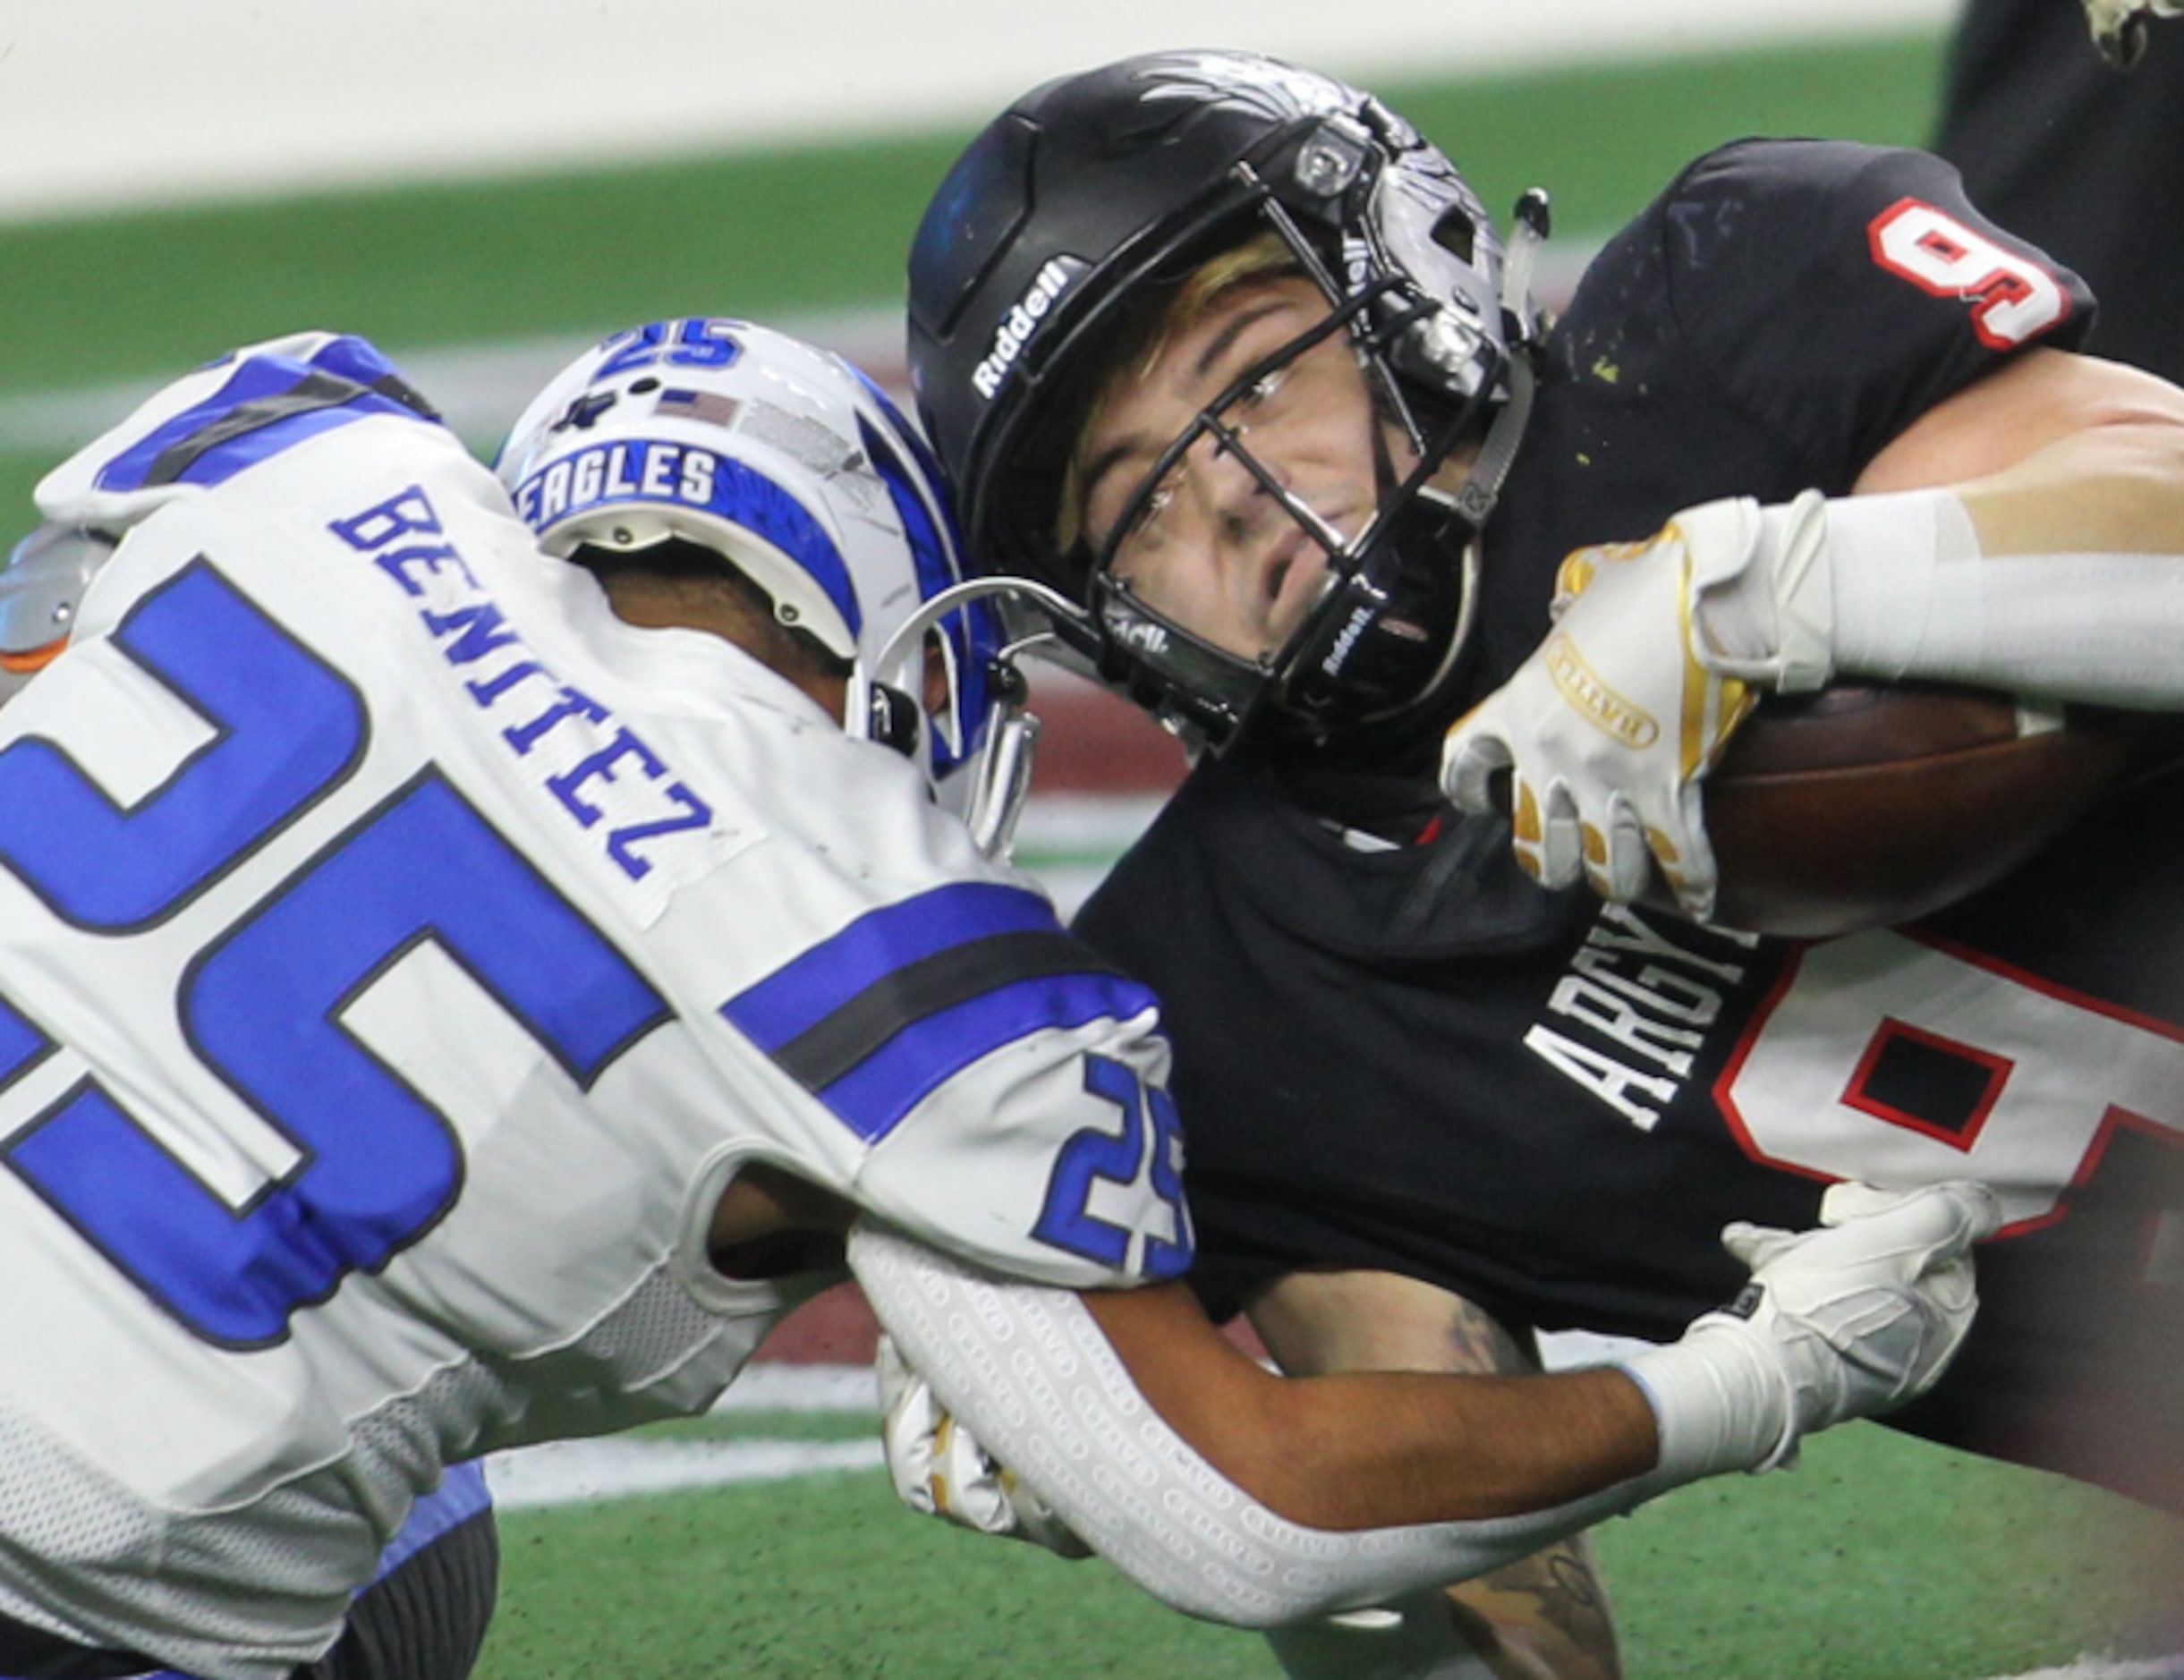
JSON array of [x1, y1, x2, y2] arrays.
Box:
[[1054, 232, 1305, 556]]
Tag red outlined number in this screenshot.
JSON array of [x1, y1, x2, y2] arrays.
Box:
[[1716, 929, 2184, 1236], [1868, 199, 2070, 351]]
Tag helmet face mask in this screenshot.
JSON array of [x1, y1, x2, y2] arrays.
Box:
[[908, 49, 1525, 754], [1074, 235, 1492, 747], [497, 318, 1004, 789]]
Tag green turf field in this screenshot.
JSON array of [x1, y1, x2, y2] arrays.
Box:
[[479, 1413, 2183, 1679], [0, 31, 1951, 511], [8, 30, 2182, 1676]]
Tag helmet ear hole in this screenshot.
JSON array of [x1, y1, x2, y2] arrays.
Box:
[[922, 630, 960, 757], [1431, 208, 1477, 266]]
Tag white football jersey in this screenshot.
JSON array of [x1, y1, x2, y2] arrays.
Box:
[[0, 337, 1191, 1679]]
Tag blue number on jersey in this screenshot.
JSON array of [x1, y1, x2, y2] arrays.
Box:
[[0, 559, 365, 929], [0, 564, 667, 1345], [1034, 1055, 1193, 1280], [722, 880, 1194, 1278]]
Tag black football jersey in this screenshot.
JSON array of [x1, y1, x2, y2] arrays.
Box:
[[1075, 140, 2184, 1505]]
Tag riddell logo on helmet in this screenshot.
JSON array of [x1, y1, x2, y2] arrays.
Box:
[[1319, 602, 1376, 676], [972, 260, 1076, 400]]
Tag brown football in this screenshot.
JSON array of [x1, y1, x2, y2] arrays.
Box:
[[1684, 683, 2141, 939]]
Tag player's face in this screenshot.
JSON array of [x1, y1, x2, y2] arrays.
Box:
[[1075, 278, 1409, 661]]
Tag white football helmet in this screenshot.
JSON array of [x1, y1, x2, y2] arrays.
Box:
[[496, 318, 1016, 818]]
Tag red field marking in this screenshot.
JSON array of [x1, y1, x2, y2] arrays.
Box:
[[1022, 668, 1190, 798]]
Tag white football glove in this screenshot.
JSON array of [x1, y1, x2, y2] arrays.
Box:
[[1624, 1179, 2001, 1481], [2085, 0, 2184, 66], [875, 1332, 1092, 1558], [1441, 491, 1833, 921]]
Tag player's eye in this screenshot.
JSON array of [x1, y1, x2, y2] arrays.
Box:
[[1219, 370, 1286, 438]]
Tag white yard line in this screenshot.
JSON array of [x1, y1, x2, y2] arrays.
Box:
[[482, 1360, 879, 1507], [485, 1435, 882, 1510], [0, 0, 1952, 222], [0, 313, 899, 462]]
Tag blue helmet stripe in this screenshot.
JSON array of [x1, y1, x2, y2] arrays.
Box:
[[858, 414, 959, 607], [702, 455, 862, 640], [851, 369, 959, 531], [854, 404, 999, 771]]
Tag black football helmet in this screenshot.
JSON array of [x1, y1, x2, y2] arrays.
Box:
[[906, 48, 1543, 752]]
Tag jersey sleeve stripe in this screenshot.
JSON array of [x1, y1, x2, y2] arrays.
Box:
[[95, 345, 441, 495], [719, 883, 1161, 1142], [767, 968, 1160, 1142], [720, 880, 1065, 1045], [767, 928, 1122, 1088]]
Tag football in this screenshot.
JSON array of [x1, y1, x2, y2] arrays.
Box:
[[1688, 683, 2142, 938]]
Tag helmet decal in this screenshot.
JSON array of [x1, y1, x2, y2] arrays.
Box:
[[855, 412, 999, 768], [510, 440, 863, 642], [1135, 51, 1356, 125], [498, 318, 1002, 785], [970, 259, 1083, 402]]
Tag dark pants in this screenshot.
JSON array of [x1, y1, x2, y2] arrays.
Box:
[[0, 1467, 499, 1680]]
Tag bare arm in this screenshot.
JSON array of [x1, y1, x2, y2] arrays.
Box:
[[1855, 347, 2184, 555], [710, 1169, 1623, 1525], [1671, 350, 2184, 712], [1246, 1269, 1624, 1680], [854, 1223, 1673, 1626], [1081, 1276, 1653, 1529], [1855, 348, 2184, 496], [853, 1180, 1992, 1626]]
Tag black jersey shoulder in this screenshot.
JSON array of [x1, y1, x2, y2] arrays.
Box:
[[1583, 138, 2095, 473], [1076, 751, 1589, 981], [1469, 139, 2098, 694]]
